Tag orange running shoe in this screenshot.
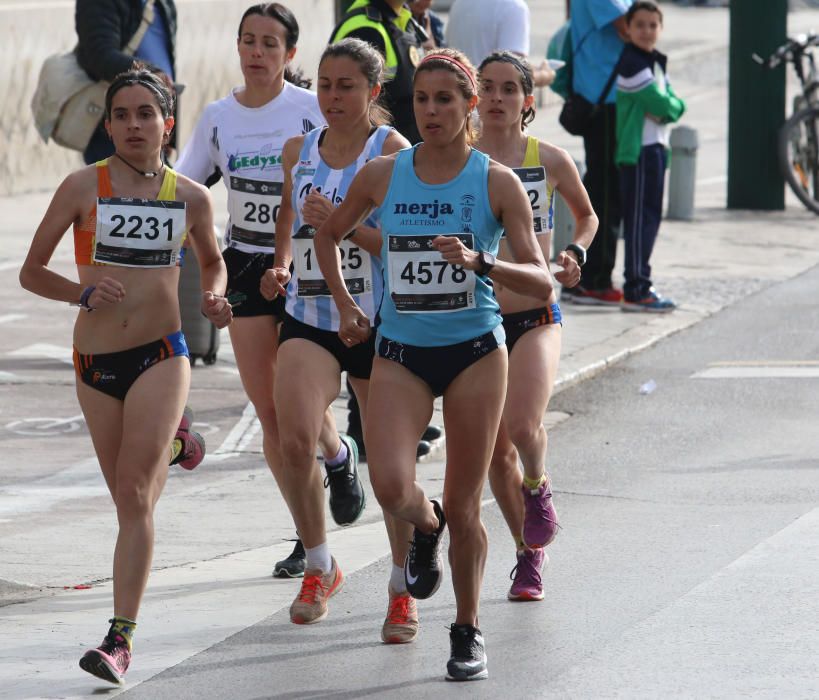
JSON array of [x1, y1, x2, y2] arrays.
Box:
[[381, 586, 419, 644], [289, 557, 344, 624]]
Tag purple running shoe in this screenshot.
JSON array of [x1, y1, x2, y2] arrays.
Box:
[[522, 479, 559, 548], [508, 547, 547, 601], [79, 633, 131, 685]]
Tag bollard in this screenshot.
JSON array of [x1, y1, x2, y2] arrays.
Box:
[[552, 158, 585, 260], [666, 125, 699, 220]]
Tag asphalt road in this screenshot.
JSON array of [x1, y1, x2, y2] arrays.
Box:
[[115, 266, 819, 699]]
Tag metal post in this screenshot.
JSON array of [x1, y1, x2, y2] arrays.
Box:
[[666, 126, 698, 220], [727, 0, 787, 209]]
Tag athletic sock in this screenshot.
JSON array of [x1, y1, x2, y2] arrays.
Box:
[[390, 564, 407, 593], [325, 441, 348, 468], [305, 542, 332, 573], [523, 473, 547, 491], [109, 616, 137, 650]]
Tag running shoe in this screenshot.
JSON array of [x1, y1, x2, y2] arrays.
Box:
[[422, 425, 443, 442], [416, 439, 432, 459], [508, 547, 547, 601], [79, 632, 131, 685], [324, 435, 366, 526], [290, 557, 344, 625], [170, 406, 205, 470], [561, 285, 623, 306], [522, 479, 560, 548], [381, 586, 419, 644], [404, 499, 446, 599], [273, 539, 306, 578], [446, 623, 488, 681], [621, 288, 677, 313]]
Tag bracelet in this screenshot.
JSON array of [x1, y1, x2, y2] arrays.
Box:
[[79, 285, 96, 312]]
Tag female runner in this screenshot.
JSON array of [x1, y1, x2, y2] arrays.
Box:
[[19, 65, 232, 685], [260, 37, 411, 627], [476, 51, 597, 600], [314, 49, 553, 680], [175, 4, 363, 566]]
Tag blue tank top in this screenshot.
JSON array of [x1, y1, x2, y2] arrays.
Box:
[[375, 146, 504, 346], [285, 125, 390, 331]]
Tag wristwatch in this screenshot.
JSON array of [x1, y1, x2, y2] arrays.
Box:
[[564, 243, 587, 267], [477, 251, 496, 277]]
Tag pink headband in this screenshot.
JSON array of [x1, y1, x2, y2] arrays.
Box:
[[418, 54, 477, 92]]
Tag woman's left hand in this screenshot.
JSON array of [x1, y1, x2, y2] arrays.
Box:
[[201, 291, 233, 329], [553, 250, 581, 288], [302, 191, 336, 229], [432, 235, 480, 270]]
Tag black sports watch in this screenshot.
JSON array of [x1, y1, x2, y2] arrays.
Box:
[[477, 251, 496, 276], [564, 243, 587, 267]]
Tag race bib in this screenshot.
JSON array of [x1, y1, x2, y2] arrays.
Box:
[[292, 225, 372, 298], [512, 166, 549, 234], [387, 233, 476, 313], [228, 176, 282, 248], [94, 198, 186, 267]]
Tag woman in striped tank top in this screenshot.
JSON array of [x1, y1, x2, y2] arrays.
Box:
[[476, 52, 597, 602], [259, 39, 410, 629], [19, 66, 231, 685]]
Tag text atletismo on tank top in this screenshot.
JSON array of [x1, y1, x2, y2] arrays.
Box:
[[174, 82, 325, 255], [286, 125, 391, 332], [376, 145, 504, 347], [74, 159, 188, 268], [508, 136, 555, 235]]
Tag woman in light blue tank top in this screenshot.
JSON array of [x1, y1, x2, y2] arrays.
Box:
[[258, 39, 410, 626], [475, 52, 597, 601], [312, 49, 554, 681]]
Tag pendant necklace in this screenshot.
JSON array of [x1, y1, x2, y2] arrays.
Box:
[[114, 152, 163, 178]]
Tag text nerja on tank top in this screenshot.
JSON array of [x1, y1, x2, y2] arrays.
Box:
[[174, 83, 324, 255], [375, 146, 504, 347], [74, 159, 188, 267], [285, 125, 391, 332]]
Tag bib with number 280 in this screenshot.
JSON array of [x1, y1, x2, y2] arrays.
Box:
[[94, 197, 187, 267], [512, 166, 549, 234], [292, 225, 372, 298], [228, 176, 282, 248], [388, 233, 476, 313]]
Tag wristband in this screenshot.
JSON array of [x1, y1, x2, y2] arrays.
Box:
[[79, 285, 96, 312]]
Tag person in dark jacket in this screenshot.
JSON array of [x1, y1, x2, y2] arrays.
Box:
[[75, 0, 177, 164]]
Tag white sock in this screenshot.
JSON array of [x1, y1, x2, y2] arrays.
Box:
[[326, 440, 348, 467], [305, 542, 332, 573], [390, 564, 407, 593]]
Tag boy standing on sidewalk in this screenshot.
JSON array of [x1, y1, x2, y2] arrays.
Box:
[[616, 1, 685, 312]]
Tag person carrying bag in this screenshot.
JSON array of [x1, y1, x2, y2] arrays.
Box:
[[31, 0, 158, 153]]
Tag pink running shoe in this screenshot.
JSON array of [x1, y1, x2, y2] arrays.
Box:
[[522, 480, 560, 548], [170, 406, 205, 470], [508, 548, 547, 601], [79, 633, 131, 685]]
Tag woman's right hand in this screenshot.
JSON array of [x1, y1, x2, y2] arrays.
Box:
[[88, 276, 126, 309], [338, 304, 371, 347], [260, 266, 290, 301]]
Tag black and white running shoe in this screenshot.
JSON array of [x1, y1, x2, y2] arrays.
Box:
[[446, 623, 488, 681], [404, 499, 446, 599], [324, 435, 366, 526], [273, 539, 306, 578]]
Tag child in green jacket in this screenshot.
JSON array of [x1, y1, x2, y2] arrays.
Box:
[[616, 0, 686, 312]]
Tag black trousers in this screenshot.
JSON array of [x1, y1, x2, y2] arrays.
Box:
[[581, 103, 622, 291], [620, 144, 667, 301]]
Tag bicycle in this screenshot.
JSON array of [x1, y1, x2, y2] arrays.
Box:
[[754, 33, 819, 214]]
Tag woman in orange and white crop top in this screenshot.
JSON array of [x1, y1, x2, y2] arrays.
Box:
[[19, 64, 232, 687]]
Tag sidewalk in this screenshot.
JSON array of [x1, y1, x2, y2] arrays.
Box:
[[1, 3, 818, 697]]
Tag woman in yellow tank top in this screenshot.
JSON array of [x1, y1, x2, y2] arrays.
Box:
[[19, 65, 232, 686], [475, 51, 597, 602]]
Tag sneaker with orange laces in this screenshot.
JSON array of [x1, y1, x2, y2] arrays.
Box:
[[381, 586, 419, 644], [289, 557, 344, 624]]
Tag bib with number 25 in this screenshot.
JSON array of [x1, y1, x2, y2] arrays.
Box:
[[94, 198, 187, 267]]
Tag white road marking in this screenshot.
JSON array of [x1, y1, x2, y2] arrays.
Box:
[[8, 343, 74, 365], [693, 364, 819, 379], [208, 401, 260, 461], [0, 314, 26, 324]]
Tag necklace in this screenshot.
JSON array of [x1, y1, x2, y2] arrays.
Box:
[[114, 152, 163, 178]]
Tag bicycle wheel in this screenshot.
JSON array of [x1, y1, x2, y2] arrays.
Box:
[[779, 106, 819, 215]]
